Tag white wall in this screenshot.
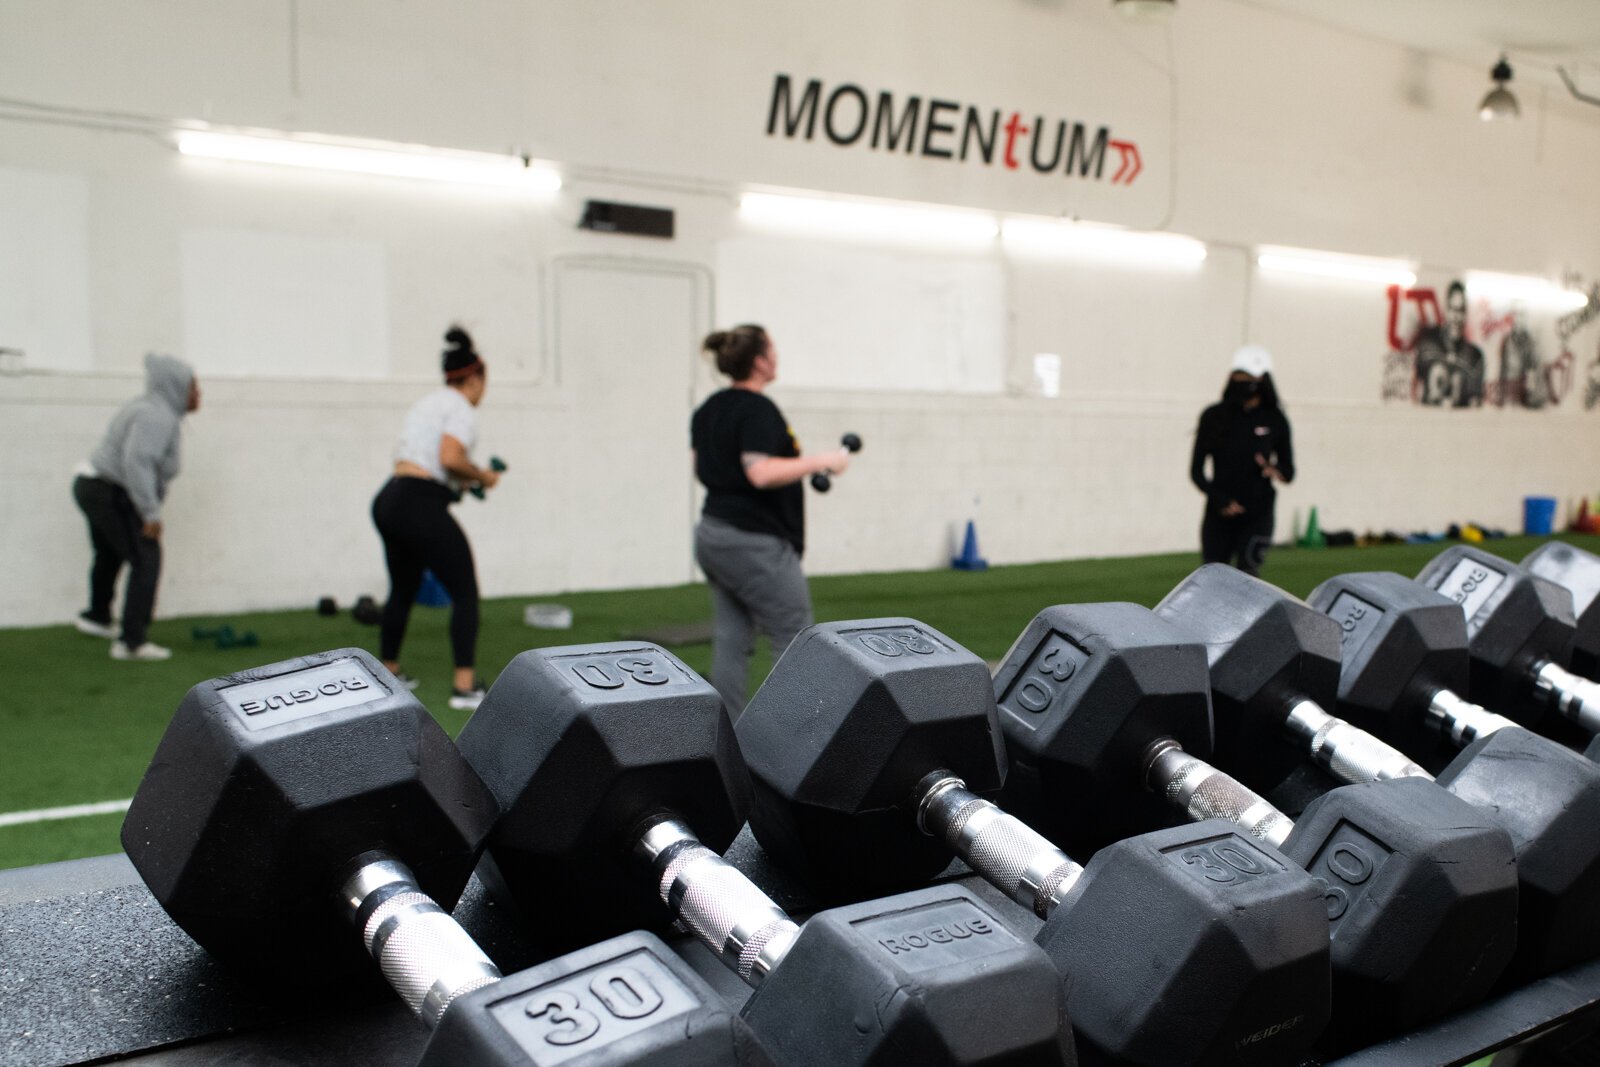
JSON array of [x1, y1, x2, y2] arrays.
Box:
[[1, 0, 1599, 626]]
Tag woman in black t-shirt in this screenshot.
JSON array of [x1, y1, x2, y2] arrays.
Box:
[[690, 324, 852, 714], [1189, 344, 1294, 576]]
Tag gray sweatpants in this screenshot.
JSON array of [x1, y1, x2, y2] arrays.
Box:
[[694, 516, 814, 716]]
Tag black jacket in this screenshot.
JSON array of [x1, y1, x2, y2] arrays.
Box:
[[1190, 402, 1294, 515]]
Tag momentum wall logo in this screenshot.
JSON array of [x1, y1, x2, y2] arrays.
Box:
[[766, 74, 1142, 185]]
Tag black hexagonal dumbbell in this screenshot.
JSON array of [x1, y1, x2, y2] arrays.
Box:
[[1416, 544, 1600, 742], [734, 618, 1332, 1067], [1523, 541, 1600, 688], [991, 601, 1519, 1050], [453, 642, 1076, 1066], [120, 650, 746, 1067], [1307, 570, 1600, 980], [1158, 565, 1600, 984], [122, 649, 501, 1003]]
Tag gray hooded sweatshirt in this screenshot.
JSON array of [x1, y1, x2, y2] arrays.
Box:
[[89, 353, 194, 523]]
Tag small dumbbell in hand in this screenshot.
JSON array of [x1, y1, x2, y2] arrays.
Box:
[[811, 434, 861, 492]]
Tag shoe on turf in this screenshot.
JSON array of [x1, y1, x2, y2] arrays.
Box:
[[75, 614, 117, 639], [448, 679, 487, 711], [111, 641, 173, 662], [394, 671, 422, 691]]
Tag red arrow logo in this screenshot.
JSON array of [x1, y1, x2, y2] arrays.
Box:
[[1108, 140, 1142, 184]]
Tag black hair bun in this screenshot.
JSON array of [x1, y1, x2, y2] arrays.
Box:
[[442, 324, 484, 379]]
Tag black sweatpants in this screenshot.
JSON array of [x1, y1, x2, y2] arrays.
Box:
[[1200, 506, 1275, 577], [72, 475, 161, 647], [371, 477, 480, 668]]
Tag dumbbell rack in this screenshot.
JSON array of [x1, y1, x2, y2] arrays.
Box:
[[4, 831, 1599, 1067]]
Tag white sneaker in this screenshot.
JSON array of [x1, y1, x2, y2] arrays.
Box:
[[75, 614, 118, 639], [448, 682, 486, 711], [111, 641, 173, 662]]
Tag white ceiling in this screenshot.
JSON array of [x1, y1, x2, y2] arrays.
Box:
[[1236, 0, 1600, 95]]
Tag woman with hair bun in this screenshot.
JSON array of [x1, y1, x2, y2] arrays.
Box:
[[371, 325, 501, 709], [690, 324, 851, 714]]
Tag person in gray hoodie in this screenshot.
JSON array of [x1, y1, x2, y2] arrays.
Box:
[[71, 353, 200, 660]]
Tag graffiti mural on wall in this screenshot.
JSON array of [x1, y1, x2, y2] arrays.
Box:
[[1382, 280, 1600, 409]]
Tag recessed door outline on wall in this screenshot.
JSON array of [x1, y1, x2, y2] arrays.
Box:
[[551, 256, 713, 587]]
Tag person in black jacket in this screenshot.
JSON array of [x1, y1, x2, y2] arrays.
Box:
[[1189, 344, 1294, 576], [690, 324, 852, 715]]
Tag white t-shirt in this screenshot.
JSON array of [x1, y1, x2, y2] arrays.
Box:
[[394, 387, 478, 486]]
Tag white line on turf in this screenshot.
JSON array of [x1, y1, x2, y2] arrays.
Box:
[[0, 798, 133, 828]]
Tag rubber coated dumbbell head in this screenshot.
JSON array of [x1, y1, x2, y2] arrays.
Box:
[[1155, 564, 1342, 789], [1416, 545, 1578, 724], [121, 648, 498, 981], [421, 931, 744, 1067], [740, 885, 1073, 1065], [1281, 778, 1517, 1038], [1524, 541, 1600, 679], [739, 616, 1332, 1065], [995, 603, 1518, 1042], [1039, 822, 1330, 1066], [992, 602, 1213, 854], [1306, 571, 1473, 762], [1436, 727, 1600, 981], [454, 643, 749, 945], [733, 619, 1006, 899], [1308, 576, 1600, 983]]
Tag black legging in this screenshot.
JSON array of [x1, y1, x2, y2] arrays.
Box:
[[72, 475, 161, 647], [371, 477, 479, 668], [1200, 506, 1276, 577]]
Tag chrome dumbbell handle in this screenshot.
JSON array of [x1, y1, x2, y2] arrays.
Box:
[[1142, 740, 1293, 850], [636, 818, 799, 988], [339, 855, 501, 1029], [916, 773, 1082, 920], [1285, 699, 1433, 783]]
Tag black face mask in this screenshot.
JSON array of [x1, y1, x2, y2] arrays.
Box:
[[1224, 380, 1259, 406]]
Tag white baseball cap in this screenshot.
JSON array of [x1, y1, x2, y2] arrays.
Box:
[[1230, 344, 1273, 377]]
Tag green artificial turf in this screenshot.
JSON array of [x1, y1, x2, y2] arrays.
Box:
[[0, 533, 1591, 871]]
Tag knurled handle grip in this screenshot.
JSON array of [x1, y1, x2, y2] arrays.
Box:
[[1285, 700, 1433, 783], [918, 776, 1081, 919], [1145, 742, 1293, 849], [340, 858, 501, 1029], [638, 819, 799, 987]]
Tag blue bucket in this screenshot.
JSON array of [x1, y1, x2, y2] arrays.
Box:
[[1523, 496, 1558, 536], [416, 569, 452, 607]]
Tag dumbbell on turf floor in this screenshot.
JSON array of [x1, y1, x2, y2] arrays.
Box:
[[734, 618, 1332, 1067], [991, 601, 1519, 1048], [1158, 564, 1600, 983], [453, 642, 1076, 1066], [809, 432, 860, 492], [120, 650, 747, 1066], [1415, 544, 1600, 744]]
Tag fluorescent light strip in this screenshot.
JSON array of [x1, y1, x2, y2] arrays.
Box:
[[739, 192, 998, 244], [177, 130, 561, 192], [1257, 246, 1417, 287], [1002, 218, 1207, 266], [1465, 271, 1589, 312]]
